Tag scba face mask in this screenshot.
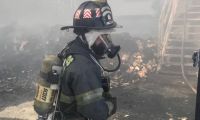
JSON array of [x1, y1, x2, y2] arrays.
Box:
[[91, 34, 120, 58]]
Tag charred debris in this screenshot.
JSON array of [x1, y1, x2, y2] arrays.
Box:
[[0, 25, 158, 91]]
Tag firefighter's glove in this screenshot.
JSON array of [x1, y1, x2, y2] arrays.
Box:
[[37, 115, 47, 120], [105, 96, 117, 116]]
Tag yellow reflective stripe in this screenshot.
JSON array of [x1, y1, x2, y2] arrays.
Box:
[[75, 88, 103, 106], [59, 92, 75, 104], [63, 55, 74, 71]]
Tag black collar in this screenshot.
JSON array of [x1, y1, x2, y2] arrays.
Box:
[[58, 36, 103, 60]]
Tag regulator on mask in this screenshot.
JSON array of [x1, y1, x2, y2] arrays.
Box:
[[91, 34, 121, 72]]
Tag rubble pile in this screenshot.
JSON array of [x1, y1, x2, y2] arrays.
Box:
[[123, 39, 157, 79], [0, 25, 72, 90], [0, 25, 158, 90], [109, 34, 158, 87]]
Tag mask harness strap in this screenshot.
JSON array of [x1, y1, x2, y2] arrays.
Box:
[[90, 54, 104, 71]]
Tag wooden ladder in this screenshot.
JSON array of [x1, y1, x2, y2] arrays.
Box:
[[158, 0, 200, 75]]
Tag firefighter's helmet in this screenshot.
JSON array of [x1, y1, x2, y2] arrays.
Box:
[[61, 1, 119, 34]]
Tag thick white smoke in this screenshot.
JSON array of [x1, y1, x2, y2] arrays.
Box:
[[0, 0, 156, 27]]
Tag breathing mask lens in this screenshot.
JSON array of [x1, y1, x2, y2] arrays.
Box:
[[102, 34, 120, 58], [91, 36, 107, 56], [91, 34, 120, 58]]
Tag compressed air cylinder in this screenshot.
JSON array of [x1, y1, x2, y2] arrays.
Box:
[[34, 55, 62, 115]]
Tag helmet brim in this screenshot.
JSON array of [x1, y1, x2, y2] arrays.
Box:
[[61, 22, 122, 31]]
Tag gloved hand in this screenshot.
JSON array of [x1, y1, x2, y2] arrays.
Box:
[[37, 115, 47, 120], [106, 97, 117, 116]]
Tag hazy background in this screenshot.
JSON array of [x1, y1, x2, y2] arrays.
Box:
[[0, 0, 163, 90], [0, 1, 196, 120], [0, 0, 162, 36]]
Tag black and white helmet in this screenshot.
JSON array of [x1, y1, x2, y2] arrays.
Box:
[[61, 0, 120, 34]]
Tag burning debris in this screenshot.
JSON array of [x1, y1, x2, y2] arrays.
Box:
[[0, 25, 158, 90], [125, 51, 157, 79], [111, 37, 158, 88]]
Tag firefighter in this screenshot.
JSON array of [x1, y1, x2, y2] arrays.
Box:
[[58, 1, 121, 120], [34, 0, 121, 120]]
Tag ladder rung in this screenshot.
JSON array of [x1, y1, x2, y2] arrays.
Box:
[[170, 32, 200, 35], [187, 25, 200, 27], [188, 18, 200, 21], [159, 69, 197, 76], [164, 54, 191, 58], [175, 18, 200, 21], [158, 70, 182, 75], [164, 62, 193, 66], [168, 39, 181, 42], [169, 39, 200, 42], [166, 46, 196, 50], [170, 32, 182, 34], [184, 63, 193, 66], [169, 39, 189, 42], [190, 5, 200, 8], [172, 25, 200, 27], [172, 25, 184, 27], [188, 12, 200, 14], [188, 33, 200, 35]]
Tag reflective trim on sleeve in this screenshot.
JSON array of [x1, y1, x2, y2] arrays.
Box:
[[59, 92, 75, 104], [75, 88, 104, 106]]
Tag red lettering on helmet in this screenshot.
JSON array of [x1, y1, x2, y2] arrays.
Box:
[[83, 9, 92, 19], [96, 8, 101, 18], [74, 10, 81, 19]]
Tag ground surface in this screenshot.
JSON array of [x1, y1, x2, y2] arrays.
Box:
[[0, 73, 196, 120]]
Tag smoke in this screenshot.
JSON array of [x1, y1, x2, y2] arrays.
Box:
[[0, 0, 158, 27], [0, 0, 72, 26], [0, 0, 161, 89]]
